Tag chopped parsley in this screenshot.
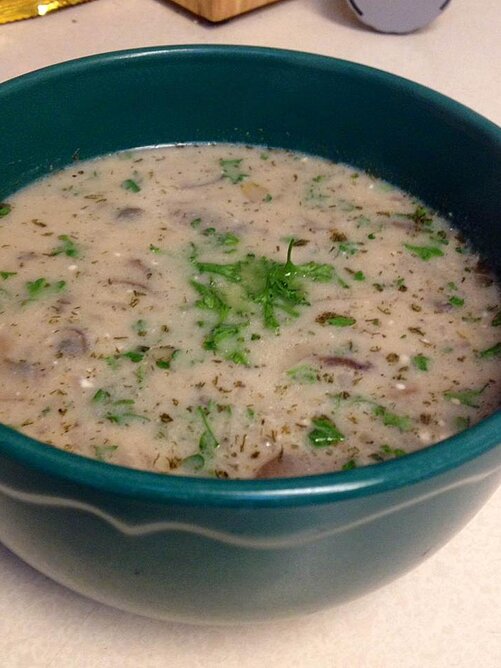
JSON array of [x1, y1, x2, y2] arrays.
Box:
[[0, 202, 11, 218], [308, 415, 345, 447], [370, 444, 407, 462], [91, 390, 150, 425], [219, 158, 247, 184], [478, 342, 501, 359], [444, 386, 487, 408], [122, 178, 141, 192], [197, 406, 219, 454], [448, 295, 464, 308], [287, 365, 318, 384], [404, 244, 444, 261], [412, 354, 430, 371], [316, 312, 356, 327], [0, 271, 16, 280], [372, 405, 412, 432], [50, 234, 79, 258], [94, 444, 118, 461], [24, 277, 66, 303]]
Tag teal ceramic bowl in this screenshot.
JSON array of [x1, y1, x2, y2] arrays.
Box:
[[0, 46, 500, 624]]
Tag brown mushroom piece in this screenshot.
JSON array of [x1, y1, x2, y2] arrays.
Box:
[[4, 358, 42, 377], [54, 327, 89, 357], [127, 258, 153, 279], [116, 207, 144, 220], [433, 301, 454, 313], [255, 452, 325, 479], [318, 355, 372, 371]]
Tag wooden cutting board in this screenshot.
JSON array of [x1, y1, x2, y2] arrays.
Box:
[[169, 0, 283, 22]]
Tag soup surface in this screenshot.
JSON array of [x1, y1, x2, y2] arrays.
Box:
[[0, 145, 499, 478]]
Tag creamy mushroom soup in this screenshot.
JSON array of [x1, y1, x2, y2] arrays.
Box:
[[0, 145, 499, 478]]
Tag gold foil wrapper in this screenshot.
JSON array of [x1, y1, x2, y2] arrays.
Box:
[[0, 0, 95, 24]]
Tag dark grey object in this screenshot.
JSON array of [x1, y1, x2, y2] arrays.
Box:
[[346, 0, 452, 34]]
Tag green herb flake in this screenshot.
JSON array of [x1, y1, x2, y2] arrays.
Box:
[[342, 459, 357, 471], [50, 234, 79, 258], [155, 346, 181, 369], [338, 241, 360, 256], [190, 217, 202, 229], [373, 406, 412, 432], [412, 354, 430, 371], [105, 356, 120, 370], [402, 205, 433, 227], [287, 365, 318, 384], [404, 244, 444, 261], [24, 277, 66, 302], [478, 342, 501, 359], [454, 416, 470, 431], [191, 279, 230, 319], [122, 179, 141, 193], [105, 409, 150, 425], [491, 311, 501, 327], [220, 232, 240, 246], [448, 295, 464, 308], [195, 261, 242, 283], [308, 416, 345, 447], [149, 244, 162, 254], [26, 277, 49, 298], [122, 350, 146, 363], [132, 319, 148, 337], [94, 444, 118, 461], [0, 202, 12, 218], [226, 350, 249, 366], [316, 312, 356, 327], [444, 386, 487, 408], [219, 158, 248, 184], [92, 388, 111, 403], [182, 453, 205, 472], [0, 271, 16, 280], [380, 444, 407, 458], [204, 322, 244, 352], [353, 271, 366, 281], [197, 406, 219, 454]]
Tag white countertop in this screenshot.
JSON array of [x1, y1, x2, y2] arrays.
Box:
[[0, 1, 500, 666]]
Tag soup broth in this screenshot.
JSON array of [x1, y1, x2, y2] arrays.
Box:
[[0, 145, 499, 478]]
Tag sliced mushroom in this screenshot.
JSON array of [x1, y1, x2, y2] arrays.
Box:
[[4, 358, 42, 377], [54, 327, 89, 357], [127, 258, 153, 279], [116, 207, 144, 220], [17, 251, 38, 264], [318, 355, 372, 371], [433, 301, 454, 313], [255, 452, 324, 479]]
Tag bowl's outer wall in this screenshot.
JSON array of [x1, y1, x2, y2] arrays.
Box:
[[0, 448, 499, 622], [0, 47, 500, 622]]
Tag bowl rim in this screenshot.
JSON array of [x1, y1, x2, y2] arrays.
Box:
[[0, 44, 500, 508]]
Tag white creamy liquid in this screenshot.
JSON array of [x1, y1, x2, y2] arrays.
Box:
[[0, 145, 499, 478]]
